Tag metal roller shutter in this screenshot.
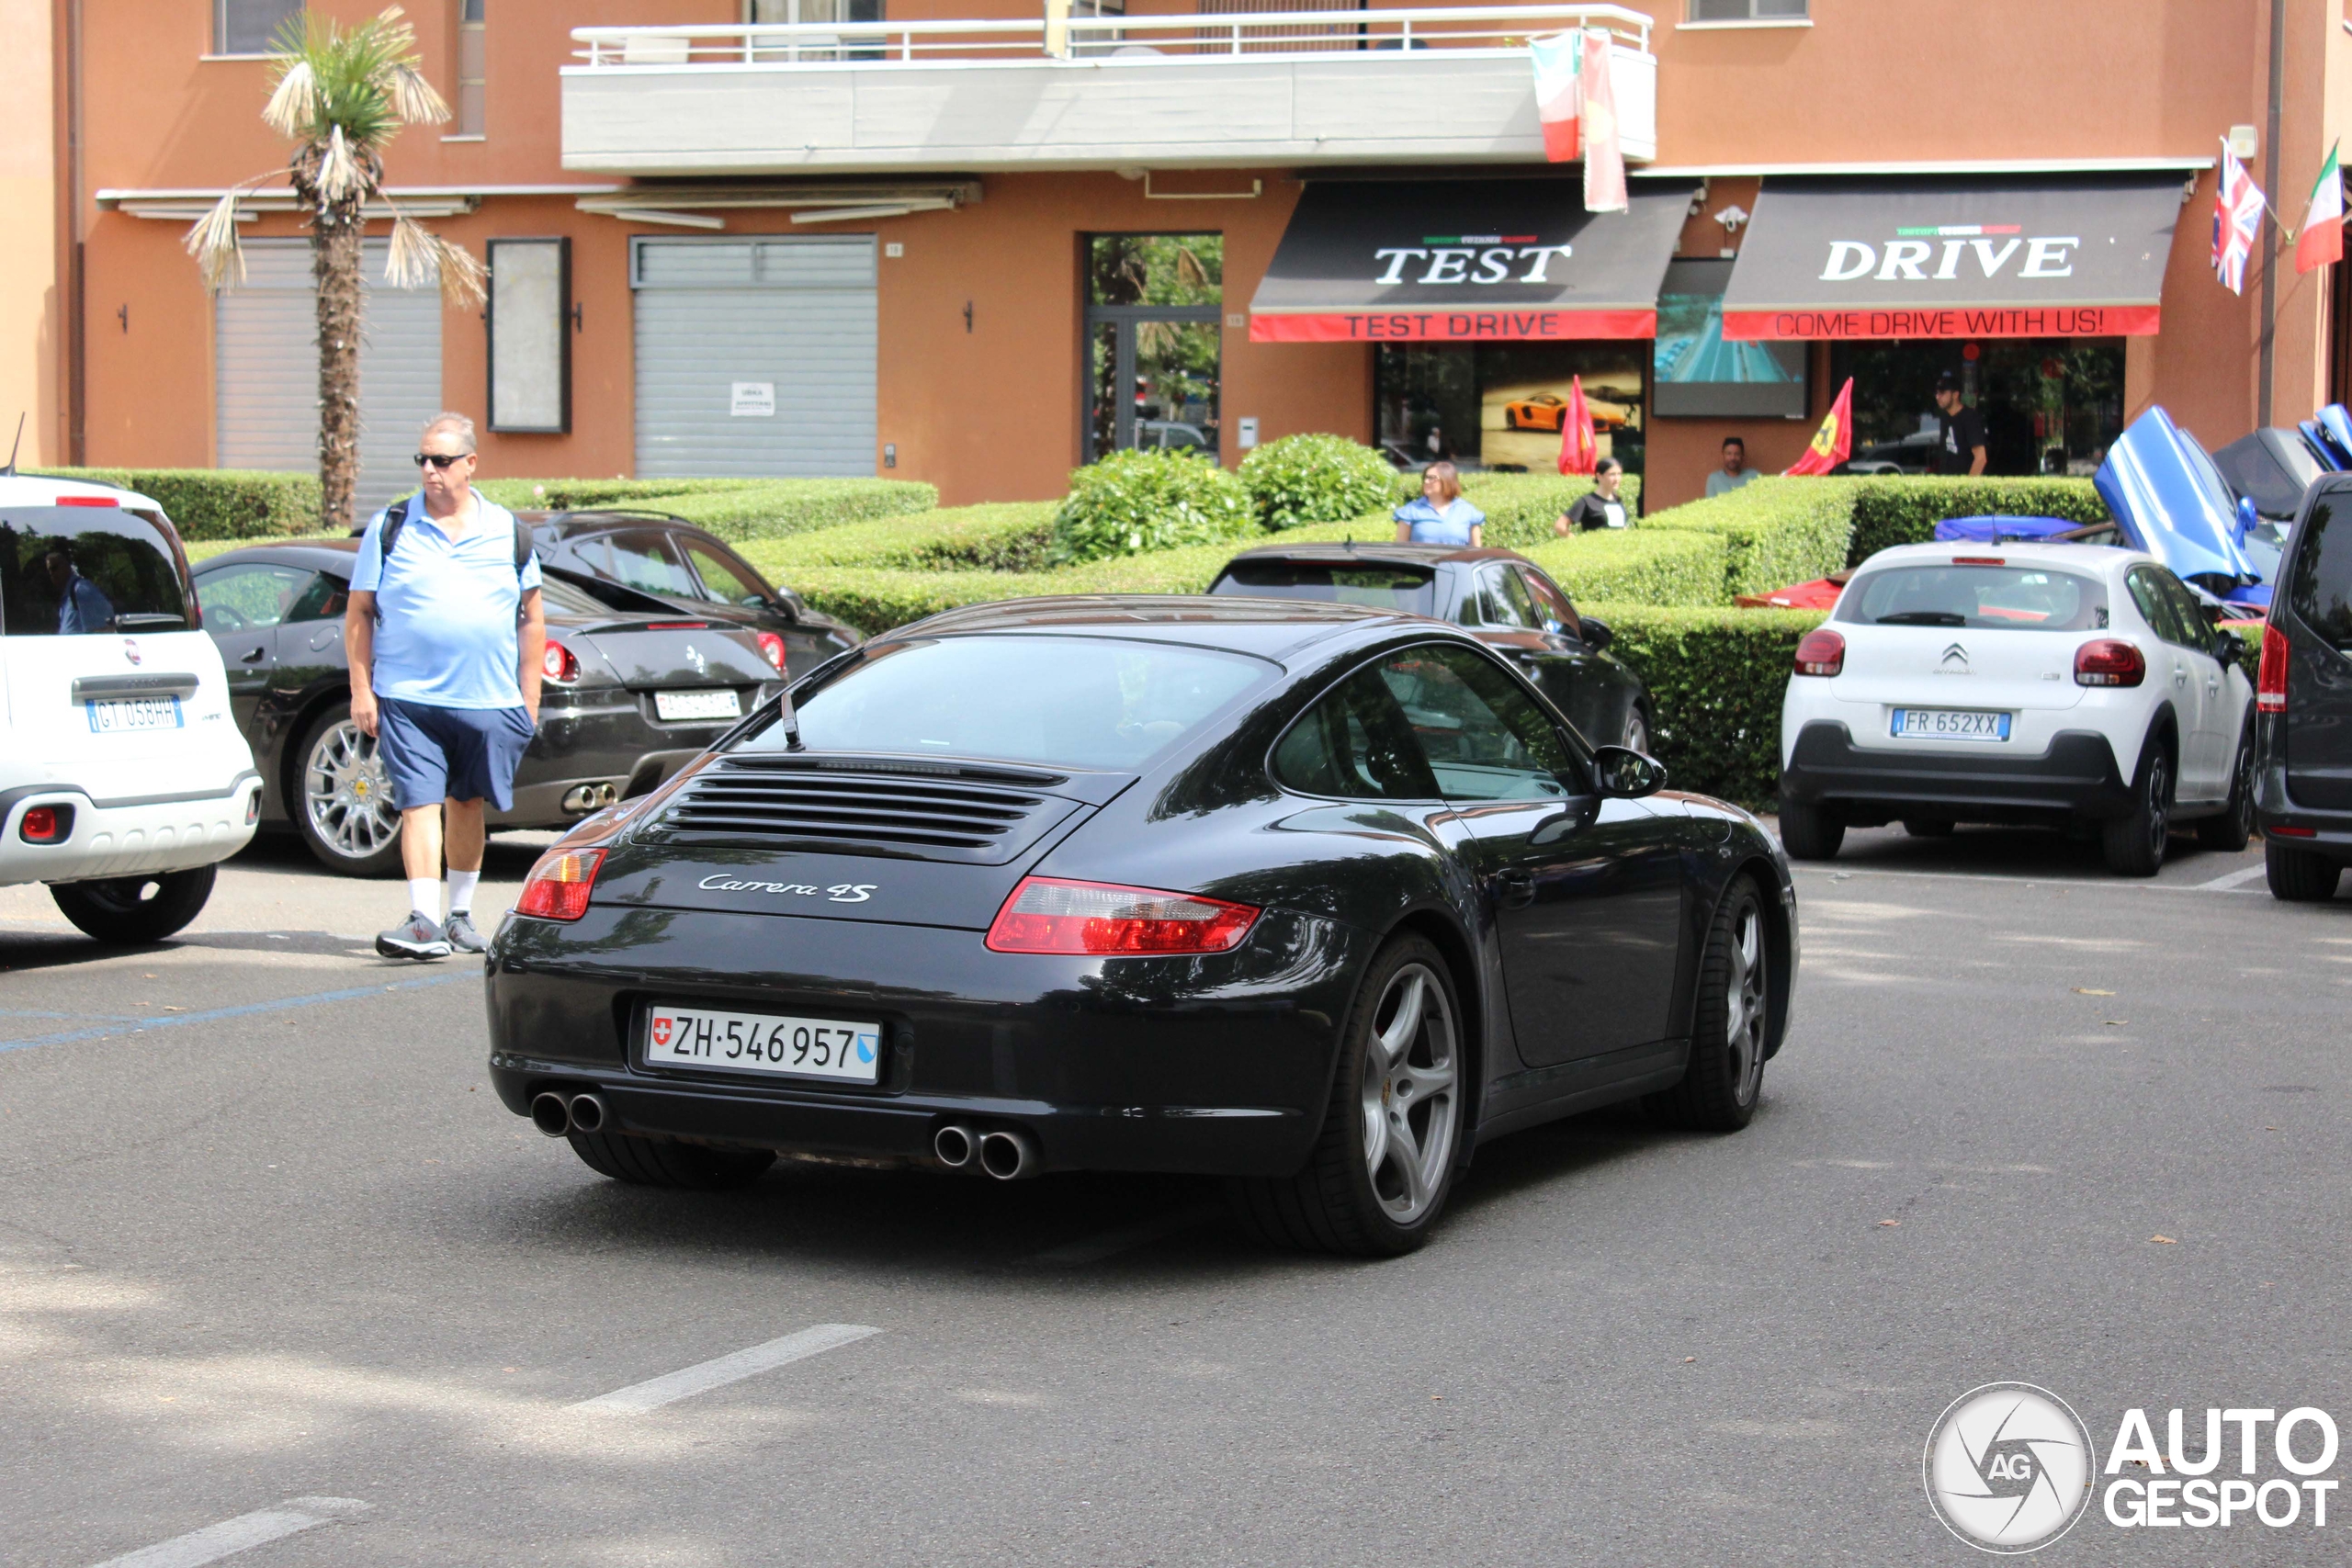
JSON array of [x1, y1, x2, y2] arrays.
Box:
[[631, 236, 876, 479], [214, 240, 445, 517]]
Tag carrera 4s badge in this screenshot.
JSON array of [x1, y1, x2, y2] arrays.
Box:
[[699, 874, 877, 904]]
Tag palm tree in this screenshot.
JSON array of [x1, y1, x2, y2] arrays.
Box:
[[185, 6, 485, 533]]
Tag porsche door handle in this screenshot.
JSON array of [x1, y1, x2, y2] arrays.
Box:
[[1495, 868, 1536, 909], [240, 647, 267, 663]]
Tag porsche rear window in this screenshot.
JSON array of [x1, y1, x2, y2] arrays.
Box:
[[757, 635, 1272, 772], [1209, 560, 1438, 617], [0, 507, 192, 637], [1835, 564, 2108, 632]]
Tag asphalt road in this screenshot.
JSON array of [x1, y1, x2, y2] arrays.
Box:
[[2, 823, 2346, 1565]]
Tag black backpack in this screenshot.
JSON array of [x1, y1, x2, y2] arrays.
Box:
[[374, 492, 536, 580]]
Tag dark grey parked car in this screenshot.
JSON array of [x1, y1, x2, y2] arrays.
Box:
[[192, 538, 787, 877], [1206, 541, 1652, 753]]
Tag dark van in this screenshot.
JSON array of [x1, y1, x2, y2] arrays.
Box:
[[2256, 473, 2352, 898]]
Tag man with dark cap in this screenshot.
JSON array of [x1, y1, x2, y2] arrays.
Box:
[[1931, 372, 1987, 477]]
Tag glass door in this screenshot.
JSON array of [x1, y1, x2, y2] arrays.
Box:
[[1084, 234, 1224, 461]]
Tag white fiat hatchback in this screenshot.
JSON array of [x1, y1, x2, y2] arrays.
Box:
[[1778, 542, 2256, 876], [0, 474, 261, 940]]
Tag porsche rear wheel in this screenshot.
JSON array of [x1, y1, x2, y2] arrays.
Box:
[[1229, 935, 1464, 1258], [565, 1128, 776, 1190]]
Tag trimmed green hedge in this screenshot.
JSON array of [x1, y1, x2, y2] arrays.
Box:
[[32, 468, 322, 541], [742, 502, 1059, 575], [475, 477, 936, 543], [1845, 477, 2107, 565], [1460, 471, 1643, 549], [1587, 604, 1826, 807], [1641, 477, 1860, 599], [1521, 527, 1730, 608], [1047, 450, 1257, 565]]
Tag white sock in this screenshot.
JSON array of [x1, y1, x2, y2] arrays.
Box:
[[408, 877, 442, 920], [447, 869, 481, 917]]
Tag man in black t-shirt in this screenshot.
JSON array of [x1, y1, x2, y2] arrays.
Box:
[[1931, 371, 1987, 476]]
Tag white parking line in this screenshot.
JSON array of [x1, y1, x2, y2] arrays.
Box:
[[2195, 863, 2271, 891], [572, 1324, 881, 1415], [90, 1497, 370, 1568], [1030, 1205, 1224, 1266]]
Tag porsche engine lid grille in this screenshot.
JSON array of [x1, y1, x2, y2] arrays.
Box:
[[657, 756, 1074, 861]]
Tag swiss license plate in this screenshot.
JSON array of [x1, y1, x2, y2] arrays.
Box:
[[654, 688, 742, 723], [643, 1004, 881, 1084], [85, 696, 184, 733], [1891, 707, 2011, 742]]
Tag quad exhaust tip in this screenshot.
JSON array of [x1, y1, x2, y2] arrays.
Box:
[[933, 1123, 977, 1169]]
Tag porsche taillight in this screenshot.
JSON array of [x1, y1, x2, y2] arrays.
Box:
[[517, 848, 604, 920], [2075, 639, 2146, 687], [1792, 628, 1845, 677], [2257, 626, 2290, 714], [985, 877, 1260, 955]]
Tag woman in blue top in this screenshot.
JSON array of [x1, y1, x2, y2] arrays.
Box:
[[1393, 461, 1484, 547]]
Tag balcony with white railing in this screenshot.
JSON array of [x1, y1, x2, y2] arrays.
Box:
[[561, 6, 1657, 177]]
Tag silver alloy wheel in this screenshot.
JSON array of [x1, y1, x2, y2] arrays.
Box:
[[305, 719, 400, 862], [1723, 899, 1768, 1107], [1623, 709, 1649, 754], [1358, 962, 1460, 1224]]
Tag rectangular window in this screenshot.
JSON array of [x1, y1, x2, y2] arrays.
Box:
[[487, 238, 571, 434], [1827, 339, 2125, 477], [456, 0, 486, 136], [1687, 0, 1808, 19], [1374, 344, 1646, 476], [215, 0, 302, 56], [1, 509, 193, 637], [1083, 234, 1224, 462]]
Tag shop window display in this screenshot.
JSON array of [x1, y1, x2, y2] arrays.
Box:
[[1375, 344, 1645, 473], [1085, 234, 1224, 461], [1830, 339, 2124, 477]]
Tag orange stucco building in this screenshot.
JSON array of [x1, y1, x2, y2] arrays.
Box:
[[24, 1, 2352, 512]]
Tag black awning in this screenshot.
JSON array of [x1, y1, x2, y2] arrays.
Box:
[[1248, 178, 1694, 344], [1720, 174, 2185, 341]]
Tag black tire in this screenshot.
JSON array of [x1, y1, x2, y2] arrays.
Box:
[[1902, 818, 1956, 839], [50, 865, 217, 944], [1777, 797, 1844, 861], [1228, 934, 1466, 1258], [2101, 736, 2173, 877], [293, 703, 405, 877], [1647, 874, 1771, 1132], [565, 1127, 776, 1190], [2265, 839, 2343, 902], [2196, 720, 2256, 852]]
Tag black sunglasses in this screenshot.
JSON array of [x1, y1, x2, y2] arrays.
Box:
[[413, 451, 473, 469]]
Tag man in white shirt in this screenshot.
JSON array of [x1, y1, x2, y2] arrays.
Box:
[[1705, 436, 1758, 498]]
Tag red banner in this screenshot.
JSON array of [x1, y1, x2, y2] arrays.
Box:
[[1250, 309, 1657, 344], [1721, 305, 2160, 341]]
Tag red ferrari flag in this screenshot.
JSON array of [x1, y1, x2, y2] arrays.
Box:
[[1783, 378, 1854, 476], [1556, 376, 1599, 475]]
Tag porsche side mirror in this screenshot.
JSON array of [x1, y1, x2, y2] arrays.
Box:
[[1593, 744, 1665, 799], [1578, 614, 1613, 651]]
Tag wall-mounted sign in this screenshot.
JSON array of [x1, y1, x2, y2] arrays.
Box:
[[730, 382, 776, 417]]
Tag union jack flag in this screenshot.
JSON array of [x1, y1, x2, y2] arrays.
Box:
[[2214, 145, 2267, 295]]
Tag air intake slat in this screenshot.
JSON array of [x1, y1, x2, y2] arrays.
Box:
[[656, 759, 1070, 861]]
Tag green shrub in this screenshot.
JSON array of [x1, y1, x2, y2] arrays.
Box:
[[1460, 471, 1644, 549], [1642, 477, 1860, 598], [1046, 450, 1256, 566], [1844, 477, 2107, 564], [1521, 528, 1730, 607], [33, 468, 322, 540], [741, 502, 1059, 577], [1239, 434, 1401, 530], [474, 477, 935, 542], [1583, 604, 1826, 807]]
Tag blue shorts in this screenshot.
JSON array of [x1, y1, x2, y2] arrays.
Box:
[[377, 698, 535, 812]]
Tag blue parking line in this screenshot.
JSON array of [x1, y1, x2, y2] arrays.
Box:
[[0, 971, 478, 1055]]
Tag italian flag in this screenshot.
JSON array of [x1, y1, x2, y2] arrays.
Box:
[[2298, 141, 2343, 274]]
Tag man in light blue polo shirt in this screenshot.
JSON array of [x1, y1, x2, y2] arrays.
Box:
[[346, 412, 547, 960]]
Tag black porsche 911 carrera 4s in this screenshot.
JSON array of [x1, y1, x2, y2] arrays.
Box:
[[487, 596, 1798, 1255]]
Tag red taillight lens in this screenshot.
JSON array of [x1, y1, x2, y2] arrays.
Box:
[[2075, 638, 2147, 687], [2270, 823, 2318, 838], [755, 631, 786, 671], [54, 495, 118, 507], [516, 848, 604, 920], [2257, 626, 2290, 713], [985, 876, 1260, 955], [1792, 627, 1845, 677], [20, 807, 62, 842], [542, 639, 580, 683], [1950, 556, 2005, 566]]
